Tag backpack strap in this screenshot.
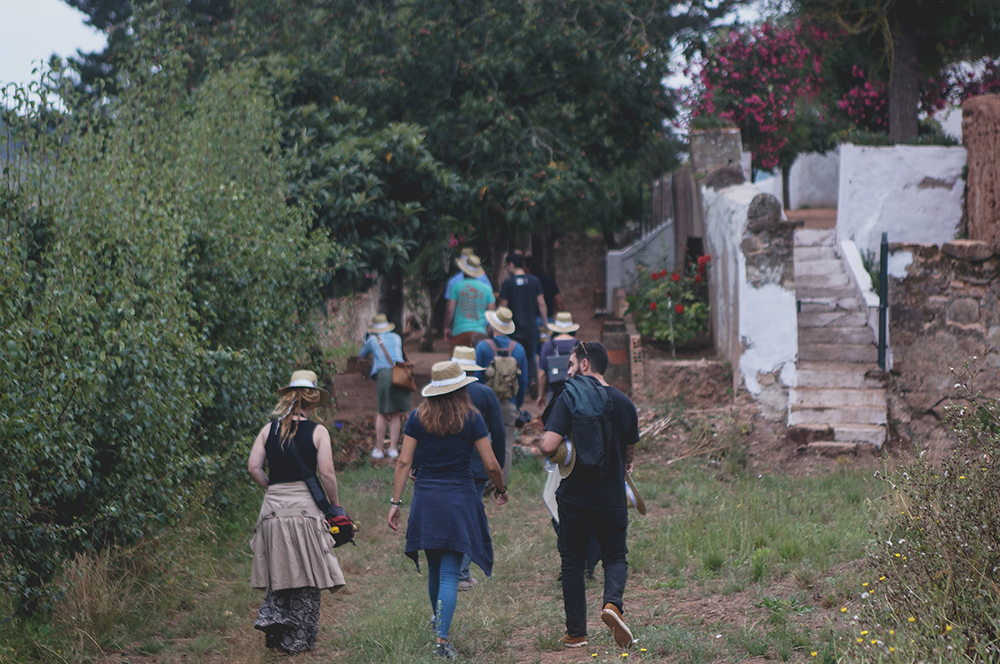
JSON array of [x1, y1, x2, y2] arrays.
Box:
[[278, 419, 335, 517]]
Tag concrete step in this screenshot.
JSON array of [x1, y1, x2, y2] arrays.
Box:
[[789, 406, 887, 426], [797, 273, 850, 289], [794, 246, 839, 262], [799, 298, 863, 314], [800, 342, 878, 363], [833, 423, 886, 447], [798, 312, 869, 328], [795, 259, 845, 276], [799, 326, 875, 344], [807, 441, 859, 456], [796, 285, 860, 299], [795, 229, 836, 247], [791, 387, 886, 408], [797, 362, 888, 389]]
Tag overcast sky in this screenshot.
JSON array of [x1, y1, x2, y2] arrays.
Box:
[[0, 0, 107, 90]]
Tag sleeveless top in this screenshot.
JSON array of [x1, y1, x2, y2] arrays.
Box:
[[265, 419, 319, 485]]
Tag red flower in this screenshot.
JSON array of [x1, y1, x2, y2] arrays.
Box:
[[649, 302, 657, 311], [694, 274, 703, 283], [651, 272, 660, 281], [675, 304, 685, 314], [659, 269, 667, 278], [671, 273, 680, 282]]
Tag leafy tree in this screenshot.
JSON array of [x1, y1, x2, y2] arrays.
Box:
[[793, 0, 1000, 142]]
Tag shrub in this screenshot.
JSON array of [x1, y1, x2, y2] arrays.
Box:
[[843, 360, 1000, 662], [626, 255, 711, 353], [0, 51, 332, 607]]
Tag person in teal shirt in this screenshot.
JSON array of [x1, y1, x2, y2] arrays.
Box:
[[445, 255, 495, 349]]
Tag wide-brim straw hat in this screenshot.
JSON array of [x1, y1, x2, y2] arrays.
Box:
[[277, 369, 331, 406], [625, 473, 646, 515], [458, 255, 485, 278], [421, 361, 478, 398], [451, 345, 486, 372], [549, 437, 577, 478], [485, 306, 516, 335], [547, 311, 580, 334], [367, 313, 395, 334]]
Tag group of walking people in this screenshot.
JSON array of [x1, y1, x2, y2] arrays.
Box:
[[246, 249, 640, 658]]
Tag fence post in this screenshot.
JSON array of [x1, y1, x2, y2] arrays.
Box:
[[878, 232, 888, 370]]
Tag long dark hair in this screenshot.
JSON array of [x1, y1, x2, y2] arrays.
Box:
[[418, 388, 474, 437]]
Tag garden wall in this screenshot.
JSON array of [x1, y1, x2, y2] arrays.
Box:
[[963, 95, 1000, 245], [703, 184, 798, 418], [605, 220, 676, 313], [837, 144, 966, 255], [887, 239, 1000, 450]]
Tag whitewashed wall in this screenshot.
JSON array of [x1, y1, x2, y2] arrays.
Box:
[[837, 144, 967, 254], [605, 220, 676, 312], [789, 150, 840, 209], [703, 184, 798, 402]]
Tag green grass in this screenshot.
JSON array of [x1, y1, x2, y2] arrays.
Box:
[[0, 449, 884, 663]]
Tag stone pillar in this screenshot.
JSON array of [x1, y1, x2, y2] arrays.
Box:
[[963, 95, 1000, 244]]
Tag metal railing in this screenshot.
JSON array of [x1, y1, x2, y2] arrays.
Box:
[[878, 232, 888, 370]]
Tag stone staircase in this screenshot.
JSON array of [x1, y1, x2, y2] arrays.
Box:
[[789, 228, 887, 454]]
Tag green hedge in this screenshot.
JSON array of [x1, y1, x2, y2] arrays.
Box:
[[0, 61, 333, 609]]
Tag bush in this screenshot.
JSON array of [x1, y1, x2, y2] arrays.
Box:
[[625, 255, 711, 352], [0, 53, 332, 608], [843, 360, 1000, 661]]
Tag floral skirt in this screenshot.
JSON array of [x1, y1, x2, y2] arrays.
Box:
[[253, 586, 321, 653]]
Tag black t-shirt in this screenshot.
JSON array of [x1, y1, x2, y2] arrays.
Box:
[[545, 383, 639, 509], [499, 273, 543, 332]]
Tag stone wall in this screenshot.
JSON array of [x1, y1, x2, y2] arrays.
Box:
[[888, 239, 1000, 450], [963, 95, 1000, 245]]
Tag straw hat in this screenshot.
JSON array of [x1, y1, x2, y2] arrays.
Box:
[[421, 361, 478, 398], [547, 311, 580, 334], [549, 437, 577, 478], [450, 345, 486, 372], [485, 306, 516, 335], [367, 313, 395, 334], [458, 255, 485, 278], [460, 247, 475, 258], [625, 473, 646, 515], [277, 369, 331, 406]]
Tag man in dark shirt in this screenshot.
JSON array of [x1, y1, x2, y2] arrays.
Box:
[[498, 253, 547, 399], [537, 341, 639, 650]]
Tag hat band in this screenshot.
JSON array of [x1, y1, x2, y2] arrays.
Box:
[[372, 322, 391, 330], [452, 358, 480, 367], [429, 372, 468, 388], [562, 441, 573, 467], [551, 322, 574, 330], [288, 379, 318, 389]]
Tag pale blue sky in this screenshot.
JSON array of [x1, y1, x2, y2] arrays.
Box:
[[0, 0, 107, 89]]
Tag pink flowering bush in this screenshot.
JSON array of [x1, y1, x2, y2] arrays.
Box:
[[627, 256, 711, 353]]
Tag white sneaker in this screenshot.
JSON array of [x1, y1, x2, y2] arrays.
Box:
[[387, 448, 399, 459], [371, 447, 385, 459]]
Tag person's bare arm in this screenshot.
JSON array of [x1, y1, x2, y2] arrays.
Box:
[[474, 436, 508, 505], [315, 425, 339, 505], [554, 292, 564, 312], [499, 298, 508, 308], [536, 294, 548, 325], [247, 424, 270, 490], [445, 299, 456, 340], [388, 435, 418, 531], [539, 430, 562, 457]]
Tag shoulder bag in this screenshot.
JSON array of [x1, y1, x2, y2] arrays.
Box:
[[377, 334, 416, 392]]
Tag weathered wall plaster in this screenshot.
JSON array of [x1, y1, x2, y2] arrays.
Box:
[[605, 220, 676, 312]]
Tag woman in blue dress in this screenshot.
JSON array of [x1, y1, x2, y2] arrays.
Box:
[[387, 361, 509, 659]]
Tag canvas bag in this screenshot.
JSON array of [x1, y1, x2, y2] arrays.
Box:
[[377, 335, 416, 392], [483, 338, 521, 402]]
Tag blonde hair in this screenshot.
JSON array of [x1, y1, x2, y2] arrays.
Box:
[[417, 388, 474, 437], [270, 388, 325, 443]]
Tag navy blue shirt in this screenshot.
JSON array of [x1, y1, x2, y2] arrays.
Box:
[[467, 381, 506, 480], [405, 409, 490, 480]]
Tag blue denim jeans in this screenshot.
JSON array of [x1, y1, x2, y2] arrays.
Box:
[[459, 479, 489, 582], [426, 549, 464, 640], [557, 501, 629, 638]]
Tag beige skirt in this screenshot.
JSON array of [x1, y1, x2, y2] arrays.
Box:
[[249, 482, 346, 592]]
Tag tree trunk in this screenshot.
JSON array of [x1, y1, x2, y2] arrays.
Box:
[[889, 6, 919, 143], [781, 162, 791, 210], [377, 268, 405, 334]]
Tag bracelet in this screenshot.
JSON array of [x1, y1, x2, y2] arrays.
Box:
[[497, 488, 508, 495], [390, 498, 403, 507]]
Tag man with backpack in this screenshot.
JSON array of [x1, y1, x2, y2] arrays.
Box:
[[537, 341, 639, 650], [474, 307, 528, 488]]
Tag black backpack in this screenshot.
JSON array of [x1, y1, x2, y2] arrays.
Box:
[[563, 377, 614, 480]]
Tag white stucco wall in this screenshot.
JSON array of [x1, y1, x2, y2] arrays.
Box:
[[837, 144, 967, 254], [606, 220, 676, 312], [789, 149, 840, 209], [703, 184, 798, 398]]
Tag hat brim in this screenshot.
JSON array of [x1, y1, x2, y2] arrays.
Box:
[[457, 259, 485, 278], [547, 322, 580, 333], [625, 473, 646, 515], [557, 439, 576, 478], [452, 360, 487, 372], [277, 385, 332, 407], [367, 323, 396, 334], [485, 311, 515, 335], [421, 375, 477, 398]]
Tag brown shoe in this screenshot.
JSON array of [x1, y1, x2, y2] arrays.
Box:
[[562, 634, 588, 648], [601, 603, 633, 647]]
